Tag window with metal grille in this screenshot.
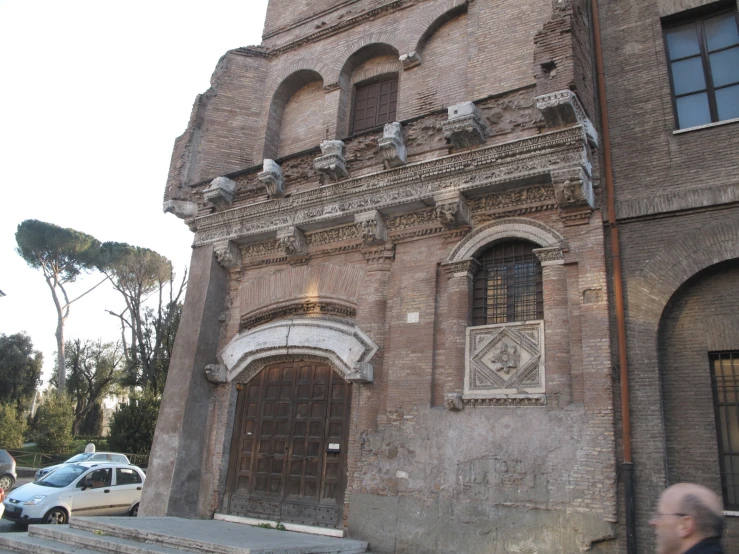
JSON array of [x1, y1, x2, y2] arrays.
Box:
[[351, 77, 398, 134], [663, 7, 739, 129], [472, 240, 543, 326], [710, 351, 739, 510]]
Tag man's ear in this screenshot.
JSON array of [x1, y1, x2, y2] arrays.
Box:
[[677, 515, 697, 538]]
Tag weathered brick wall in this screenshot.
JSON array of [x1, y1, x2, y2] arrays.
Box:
[[277, 79, 326, 157], [659, 260, 739, 547]]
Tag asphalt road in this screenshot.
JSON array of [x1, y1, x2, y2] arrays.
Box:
[[1, 476, 36, 533]]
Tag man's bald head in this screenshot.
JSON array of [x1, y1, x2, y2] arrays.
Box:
[[670, 483, 724, 539]]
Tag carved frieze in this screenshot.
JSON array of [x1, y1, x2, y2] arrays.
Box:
[[442, 101, 486, 149], [465, 321, 545, 401], [536, 90, 598, 147], [378, 122, 407, 168], [213, 240, 241, 269], [434, 190, 470, 229], [203, 176, 237, 210], [314, 140, 348, 182], [257, 159, 285, 198], [277, 226, 308, 257], [355, 210, 388, 245], [399, 51, 421, 69], [192, 127, 590, 247]]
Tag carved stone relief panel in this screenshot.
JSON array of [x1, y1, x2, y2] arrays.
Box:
[[465, 321, 545, 403], [434, 190, 471, 229], [355, 210, 388, 245], [277, 226, 308, 257]]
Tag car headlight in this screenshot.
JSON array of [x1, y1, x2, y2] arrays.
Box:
[[23, 495, 47, 505]]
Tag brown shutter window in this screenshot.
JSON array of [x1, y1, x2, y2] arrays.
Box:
[[352, 77, 398, 134]]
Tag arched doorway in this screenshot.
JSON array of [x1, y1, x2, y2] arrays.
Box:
[[224, 360, 352, 528]]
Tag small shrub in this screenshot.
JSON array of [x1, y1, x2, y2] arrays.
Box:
[[0, 404, 26, 448], [107, 392, 160, 455], [34, 395, 74, 454]]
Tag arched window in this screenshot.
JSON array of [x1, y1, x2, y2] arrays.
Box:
[[472, 240, 543, 325]]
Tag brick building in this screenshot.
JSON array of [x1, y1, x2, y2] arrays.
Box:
[[134, 0, 739, 551], [600, 0, 739, 552]]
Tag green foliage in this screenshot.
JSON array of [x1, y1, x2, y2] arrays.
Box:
[[33, 395, 74, 453], [54, 339, 122, 433], [107, 392, 160, 455], [15, 219, 101, 281], [78, 403, 104, 436], [0, 403, 27, 448], [98, 242, 172, 293], [0, 332, 43, 415]]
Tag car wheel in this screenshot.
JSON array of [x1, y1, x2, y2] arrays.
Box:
[[0, 474, 14, 490], [43, 508, 68, 525], [129, 503, 139, 517]]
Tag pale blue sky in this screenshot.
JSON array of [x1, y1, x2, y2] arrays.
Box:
[[0, 0, 269, 384]]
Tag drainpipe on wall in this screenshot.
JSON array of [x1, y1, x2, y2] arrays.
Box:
[[589, 1, 637, 553]]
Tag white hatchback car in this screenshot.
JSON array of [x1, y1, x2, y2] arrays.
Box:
[[2, 462, 145, 525]]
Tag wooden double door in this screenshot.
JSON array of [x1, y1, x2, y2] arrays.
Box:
[[225, 361, 351, 528]]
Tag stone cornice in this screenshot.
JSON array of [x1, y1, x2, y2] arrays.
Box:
[[192, 126, 589, 248]]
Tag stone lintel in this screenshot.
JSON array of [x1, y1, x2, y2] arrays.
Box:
[[434, 190, 471, 229], [355, 210, 388, 245], [378, 122, 407, 169], [536, 90, 598, 147], [314, 140, 348, 182], [533, 246, 565, 266], [163, 200, 198, 220], [258, 159, 285, 198], [399, 51, 421, 69], [204, 176, 237, 210], [277, 226, 308, 257], [213, 240, 242, 269], [442, 102, 486, 149]]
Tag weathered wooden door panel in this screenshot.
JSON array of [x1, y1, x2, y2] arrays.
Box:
[[226, 361, 350, 528]]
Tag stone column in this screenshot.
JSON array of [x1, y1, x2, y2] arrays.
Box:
[[535, 246, 571, 406], [139, 245, 227, 517], [439, 258, 479, 403]]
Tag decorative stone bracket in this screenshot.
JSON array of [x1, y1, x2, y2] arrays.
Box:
[[378, 122, 407, 169], [258, 159, 285, 198], [217, 318, 379, 385], [163, 200, 198, 220], [277, 226, 308, 257], [442, 101, 487, 149], [445, 392, 464, 411], [314, 140, 348, 182], [399, 51, 421, 69], [551, 167, 594, 226], [434, 190, 470, 229], [536, 90, 598, 147], [205, 364, 227, 384], [533, 246, 565, 266], [464, 321, 546, 406], [441, 258, 481, 279], [203, 176, 237, 210], [355, 210, 388, 245], [214, 240, 242, 269]]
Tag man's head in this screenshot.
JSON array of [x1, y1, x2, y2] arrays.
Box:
[[650, 483, 724, 554]]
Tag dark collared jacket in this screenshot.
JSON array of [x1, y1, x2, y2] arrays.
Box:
[[683, 537, 724, 553]]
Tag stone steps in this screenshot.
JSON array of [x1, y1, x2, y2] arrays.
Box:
[[0, 517, 368, 554]]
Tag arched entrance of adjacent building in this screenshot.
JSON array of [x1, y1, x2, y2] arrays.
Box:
[[224, 359, 352, 528]]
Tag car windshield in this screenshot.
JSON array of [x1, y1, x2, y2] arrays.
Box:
[[65, 453, 94, 463], [37, 464, 88, 488]]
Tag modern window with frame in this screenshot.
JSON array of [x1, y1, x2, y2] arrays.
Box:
[[351, 77, 398, 134], [664, 7, 739, 129], [472, 240, 544, 326]]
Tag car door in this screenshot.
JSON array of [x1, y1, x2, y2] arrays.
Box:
[[111, 467, 143, 514], [71, 468, 113, 516]]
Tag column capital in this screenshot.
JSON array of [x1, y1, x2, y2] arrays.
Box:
[[441, 258, 481, 279], [533, 246, 565, 266]]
